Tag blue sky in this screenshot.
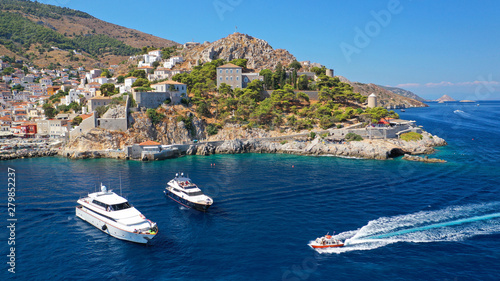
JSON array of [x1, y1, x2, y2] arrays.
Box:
[[40, 0, 500, 100]]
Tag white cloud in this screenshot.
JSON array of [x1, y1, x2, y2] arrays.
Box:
[[395, 83, 420, 88], [425, 81, 454, 87], [456, 80, 500, 86]]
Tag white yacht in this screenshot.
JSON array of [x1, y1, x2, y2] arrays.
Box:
[[164, 173, 213, 211], [76, 183, 158, 244]]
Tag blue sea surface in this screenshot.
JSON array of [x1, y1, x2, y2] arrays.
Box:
[[1, 101, 500, 280]]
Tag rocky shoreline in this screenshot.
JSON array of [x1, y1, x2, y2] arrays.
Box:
[[0, 149, 59, 160], [1, 131, 447, 162], [187, 131, 447, 160], [402, 154, 447, 163]]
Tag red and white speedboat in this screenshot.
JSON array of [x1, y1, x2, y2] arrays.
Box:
[[309, 234, 344, 249]]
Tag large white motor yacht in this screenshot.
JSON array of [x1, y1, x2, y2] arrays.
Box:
[[164, 173, 213, 211], [76, 183, 158, 244]]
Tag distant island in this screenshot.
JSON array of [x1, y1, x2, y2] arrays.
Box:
[[435, 95, 456, 102]]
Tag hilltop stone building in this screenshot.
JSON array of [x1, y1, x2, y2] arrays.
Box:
[[216, 63, 263, 89]]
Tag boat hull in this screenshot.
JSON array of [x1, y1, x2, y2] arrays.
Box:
[[76, 206, 156, 244], [164, 190, 211, 212], [310, 244, 344, 249]]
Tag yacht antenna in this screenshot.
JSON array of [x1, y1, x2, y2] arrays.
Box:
[[120, 173, 122, 196]]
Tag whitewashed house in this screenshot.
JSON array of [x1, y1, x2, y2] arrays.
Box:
[[121, 77, 138, 93], [125, 77, 138, 88], [164, 56, 184, 69], [93, 77, 108, 84], [148, 50, 162, 57], [40, 77, 53, 87], [151, 80, 187, 94], [64, 89, 81, 106]]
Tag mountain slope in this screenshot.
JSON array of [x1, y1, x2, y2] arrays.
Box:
[[378, 85, 426, 102], [338, 76, 427, 108], [181, 33, 296, 71], [0, 0, 177, 67]]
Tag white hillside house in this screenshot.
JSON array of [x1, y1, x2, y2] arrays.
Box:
[[163, 56, 184, 69]]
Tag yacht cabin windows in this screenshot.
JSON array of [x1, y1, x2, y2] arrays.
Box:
[[91, 200, 131, 211]]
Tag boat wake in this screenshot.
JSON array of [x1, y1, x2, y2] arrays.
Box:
[[314, 203, 500, 254]]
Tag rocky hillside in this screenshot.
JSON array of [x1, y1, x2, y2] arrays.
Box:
[[338, 76, 427, 108], [66, 110, 206, 151], [378, 85, 426, 102], [181, 33, 296, 71], [0, 0, 177, 68]]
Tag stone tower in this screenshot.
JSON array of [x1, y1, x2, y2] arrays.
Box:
[[325, 68, 334, 77], [367, 93, 377, 108]]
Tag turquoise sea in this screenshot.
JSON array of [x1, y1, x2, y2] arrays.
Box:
[[1, 101, 500, 280]]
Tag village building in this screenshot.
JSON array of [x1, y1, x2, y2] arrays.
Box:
[[88, 96, 113, 112], [216, 63, 263, 89], [133, 80, 187, 108]]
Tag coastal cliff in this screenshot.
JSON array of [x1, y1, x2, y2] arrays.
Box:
[[187, 131, 447, 160], [65, 111, 205, 152]]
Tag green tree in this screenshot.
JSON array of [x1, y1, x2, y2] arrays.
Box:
[[117, 75, 125, 83], [319, 116, 336, 129], [318, 87, 333, 103], [146, 108, 165, 125], [100, 83, 116, 96], [206, 123, 221, 136], [95, 106, 108, 117], [288, 60, 302, 71], [132, 78, 150, 88], [364, 107, 399, 123], [12, 84, 24, 91], [42, 103, 57, 118], [218, 83, 233, 98], [101, 69, 112, 78], [275, 62, 286, 88], [311, 66, 326, 76], [128, 69, 147, 79], [251, 98, 278, 125], [195, 101, 211, 117], [229, 58, 248, 68], [71, 116, 83, 126], [259, 69, 273, 89], [297, 74, 309, 90], [1, 67, 14, 75], [346, 133, 363, 141]]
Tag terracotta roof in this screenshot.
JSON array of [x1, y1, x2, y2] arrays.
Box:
[[89, 96, 112, 100], [79, 113, 93, 120], [152, 80, 185, 86], [139, 140, 161, 146], [217, 63, 242, 68]]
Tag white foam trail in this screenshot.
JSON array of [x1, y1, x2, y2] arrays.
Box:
[[315, 202, 500, 254]]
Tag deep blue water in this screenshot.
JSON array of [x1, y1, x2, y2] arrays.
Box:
[[1, 101, 500, 280]]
